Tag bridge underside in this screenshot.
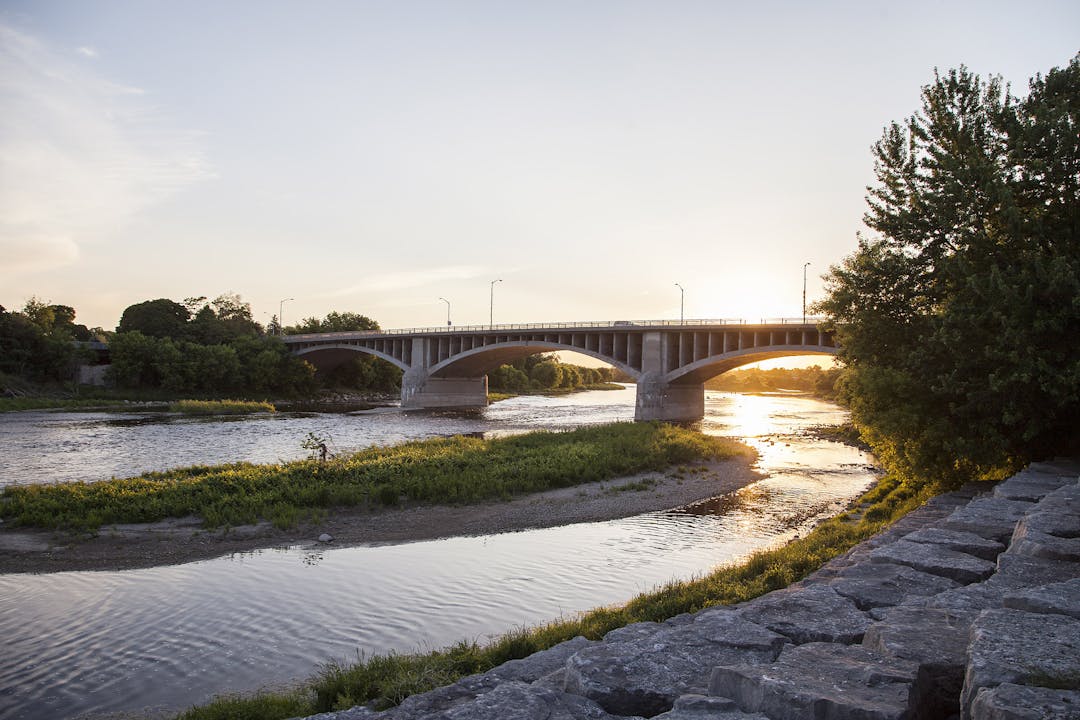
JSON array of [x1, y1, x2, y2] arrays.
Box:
[[285, 325, 836, 421]]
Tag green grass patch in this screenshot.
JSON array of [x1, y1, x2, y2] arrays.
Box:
[[0, 422, 747, 531], [168, 399, 276, 415], [176, 471, 932, 720], [0, 397, 131, 413]]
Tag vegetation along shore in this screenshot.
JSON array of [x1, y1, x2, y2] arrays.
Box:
[[0, 422, 753, 573]]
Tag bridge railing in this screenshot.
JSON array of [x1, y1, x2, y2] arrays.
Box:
[[282, 317, 826, 342]]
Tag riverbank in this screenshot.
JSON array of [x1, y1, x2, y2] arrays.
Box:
[[0, 452, 758, 574], [285, 458, 1078, 720]]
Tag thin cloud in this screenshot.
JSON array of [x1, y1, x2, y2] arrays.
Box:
[[75, 46, 98, 58], [326, 265, 491, 297], [0, 23, 211, 275]]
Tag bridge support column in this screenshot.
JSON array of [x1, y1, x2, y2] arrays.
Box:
[[400, 339, 488, 410], [634, 373, 704, 422], [633, 331, 705, 422]]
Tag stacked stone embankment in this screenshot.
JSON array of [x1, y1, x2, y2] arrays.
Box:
[[299, 459, 1080, 720]]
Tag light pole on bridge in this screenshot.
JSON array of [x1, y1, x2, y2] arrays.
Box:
[[279, 298, 294, 335], [674, 283, 685, 323], [489, 279, 502, 329], [439, 297, 451, 326], [802, 263, 811, 324]]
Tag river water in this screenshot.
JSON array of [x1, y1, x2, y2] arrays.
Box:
[[0, 388, 876, 720]]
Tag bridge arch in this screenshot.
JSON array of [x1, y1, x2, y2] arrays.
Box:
[[293, 344, 410, 373], [665, 347, 838, 385], [428, 341, 640, 381]]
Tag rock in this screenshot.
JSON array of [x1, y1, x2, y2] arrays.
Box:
[[371, 638, 597, 719], [490, 636, 596, 683], [651, 694, 771, 719], [942, 497, 1035, 543], [827, 561, 960, 610], [562, 610, 786, 717], [434, 681, 641, 720], [924, 583, 1009, 614], [296, 708, 380, 720], [989, 553, 1080, 590], [993, 469, 1078, 502], [863, 605, 975, 719], [970, 682, 1080, 720], [901, 527, 1006, 561], [736, 584, 870, 645], [863, 605, 974, 666], [962, 608, 1080, 719], [1009, 512, 1080, 562], [709, 642, 918, 720], [1003, 579, 1080, 620], [318, 533, 334, 543], [869, 539, 997, 584]]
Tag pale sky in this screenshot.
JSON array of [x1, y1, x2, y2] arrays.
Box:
[[2, 1, 1078, 333]]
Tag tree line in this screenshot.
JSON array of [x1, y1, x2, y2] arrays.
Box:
[[487, 354, 628, 393], [704, 366, 841, 398], [817, 53, 1079, 487]]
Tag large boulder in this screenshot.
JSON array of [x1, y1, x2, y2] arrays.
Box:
[[869, 539, 996, 584], [735, 584, 871, 644], [863, 605, 975, 719], [828, 560, 960, 610], [1003, 579, 1080, 620], [710, 642, 918, 720], [962, 609, 1080, 719], [970, 682, 1080, 720], [942, 497, 1035, 543], [562, 610, 786, 717]]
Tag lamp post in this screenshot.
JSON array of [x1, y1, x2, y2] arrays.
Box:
[[489, 279, 502, 329], [279, 297, 294, 335], [439, 297, 451, 326], [802, 263, 811, 324], [674, 283, 685, 323]]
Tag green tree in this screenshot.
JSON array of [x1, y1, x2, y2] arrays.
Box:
[[817, 55, 1080, 486], [117, 299, 191, 338], [288, 311, 380, 334]]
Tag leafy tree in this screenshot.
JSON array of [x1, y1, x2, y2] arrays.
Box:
[[817, 55, 1080, 486], [288, 311, 380, 334], [529, 360, 563, 389], [117, 299, 191, 338]]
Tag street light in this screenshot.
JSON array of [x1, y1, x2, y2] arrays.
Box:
[[674, 283, 685, 323], [439, 297, 451, 326], [279, 297, 294, 335], [802, 263, 811, 324], [489, 279, 502, 328]]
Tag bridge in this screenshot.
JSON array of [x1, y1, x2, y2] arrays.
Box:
[[281, 319, 836, 422]]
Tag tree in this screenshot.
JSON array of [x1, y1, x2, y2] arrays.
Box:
[[817, 55, 1080, 486], [288, 311, 380, 334], [117, 299, 191, 338]]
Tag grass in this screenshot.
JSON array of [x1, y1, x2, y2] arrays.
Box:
[[487, 382, 626, 402], [0, 397, 131, 413], [0, 422, 747, 531], [168, 399, 276, 415], [175, 468, 933, 720]]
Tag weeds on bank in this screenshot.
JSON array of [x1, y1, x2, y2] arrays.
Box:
[[168, 399, 276, 415], [176, 469, 932, 720], [0, 422, 746, 531]]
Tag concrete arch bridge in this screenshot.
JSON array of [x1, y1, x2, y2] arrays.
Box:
[[282, 319, 836, 422]]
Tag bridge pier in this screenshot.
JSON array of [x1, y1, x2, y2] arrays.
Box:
[[633, 331, 705, 422], [400, 341, 488, 411], [634, 372, 704, 422]]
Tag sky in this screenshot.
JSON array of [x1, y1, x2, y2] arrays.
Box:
[[2, 1, 1078, 336]]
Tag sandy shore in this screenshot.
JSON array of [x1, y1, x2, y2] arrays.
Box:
[[0, 454, 760, 574]]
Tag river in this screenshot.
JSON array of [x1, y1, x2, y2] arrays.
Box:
[[0, 388, 877, 720]]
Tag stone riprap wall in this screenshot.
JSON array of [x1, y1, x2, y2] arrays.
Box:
[[299, 460, 1080, 720]]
